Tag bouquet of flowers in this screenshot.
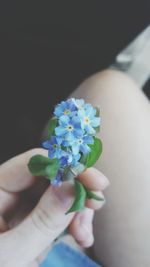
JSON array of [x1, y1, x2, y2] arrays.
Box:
[[28, 98, 103, 213]]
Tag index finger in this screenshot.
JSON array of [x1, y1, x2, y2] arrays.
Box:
[[77, 167, 110, 191]]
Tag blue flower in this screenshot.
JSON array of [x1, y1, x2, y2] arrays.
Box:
[[59, 151, 73, 167], [73, 98, 85, 110], [78, 105, 100, 134], [54, 99, 77, 118], [59, 149, 81, 167], [71, 153, 81, 166], [55, 115, 83, 142], [51, 170, 63, 187], [42, 136, 63, 159], [71, 135, 94, 155]]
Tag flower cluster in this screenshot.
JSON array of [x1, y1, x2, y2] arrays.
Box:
[[42, 98, 100, 186]]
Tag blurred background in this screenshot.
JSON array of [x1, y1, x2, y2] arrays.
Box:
[[0, 0, 149, 162]]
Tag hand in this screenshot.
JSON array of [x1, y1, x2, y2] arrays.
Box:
[[0, 149, 109, 267]]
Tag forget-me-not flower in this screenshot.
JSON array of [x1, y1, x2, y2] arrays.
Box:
[[78, 105, 100, 134], [65, 150, 81, 166], [73, 98, 85, 110], [70, 153, 81, 166], [42, 136, 63, 159], [55, 115, 83, 141], [54, 99, 76, 118], [59, 150, 73, 167], [71, 135, 94, 155], [61, 133, 94, 155], [41, 98, 101, 186]]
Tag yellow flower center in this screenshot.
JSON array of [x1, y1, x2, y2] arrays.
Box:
[[64, 109, 70, 115], [84, 116, 90, 124]]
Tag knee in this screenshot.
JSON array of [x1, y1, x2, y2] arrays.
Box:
[[80, 69, 139, 96], [74, 68, 147, 110], [90, 69, 135, 84]]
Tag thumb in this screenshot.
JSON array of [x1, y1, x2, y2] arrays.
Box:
[[0, 182, 74, 266]]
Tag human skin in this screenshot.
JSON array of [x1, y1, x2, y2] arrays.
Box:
[[71, 69, 150, 267], [0, 148, 109, 267], [1, 68, 149, 267]]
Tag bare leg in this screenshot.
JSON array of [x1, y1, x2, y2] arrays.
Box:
[[71, 69, 150, 267]]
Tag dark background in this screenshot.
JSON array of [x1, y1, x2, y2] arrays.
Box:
[[0, 0, 149, 162]]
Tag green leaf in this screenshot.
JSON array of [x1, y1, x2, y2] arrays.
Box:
[[95, 124, 100, 133], [47, 117, 58, 138], [66, 180, 86, 214], [84, 186, 104, 201], [86, 137, 102, 168], [28, 155, 59, 180], [95, 107, 100, 117], [94, 107, 100, 133]]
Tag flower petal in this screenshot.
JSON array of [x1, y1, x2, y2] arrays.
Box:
[[54, 105, 63, 117], [78, 109, 85, 118], [71, 143, 80, 155], [65, 131, 75, 142], [55, 126, 67, 136], [48, 147, 55, 158], [55, 136, 63, 145], [59, 115, 70, 126], [91, 117, 100, 127], [83, 135, 94, 144], [42, 140, 51, 149], [80, 144, 91, 154], [85, 124, 95, 134], [74, 128, 83, 137]]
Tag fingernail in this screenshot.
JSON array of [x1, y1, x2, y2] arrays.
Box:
[[94, 169, 110, 190], [80, 234, 94, 248], [100, 197, 106, 208], [77, 222, 90, 239], [52, 182, 74, 211], [77, 222, 94, 247]]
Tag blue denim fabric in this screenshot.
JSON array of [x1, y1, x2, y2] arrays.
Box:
[[40, 242, 101, 267]]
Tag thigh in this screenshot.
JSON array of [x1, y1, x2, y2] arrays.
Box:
[[71, 69, 150, 267]]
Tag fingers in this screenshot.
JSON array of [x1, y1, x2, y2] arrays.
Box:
[[69, 169, 108, 247], [0, 188, 19, 216], [0, 148, 47, 193], [69, 208, 94, 248], [85, 191, 105, 210], [77, 167, 110, 191], [78, 167, 109, 210], [0, 182, 75, 265]]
